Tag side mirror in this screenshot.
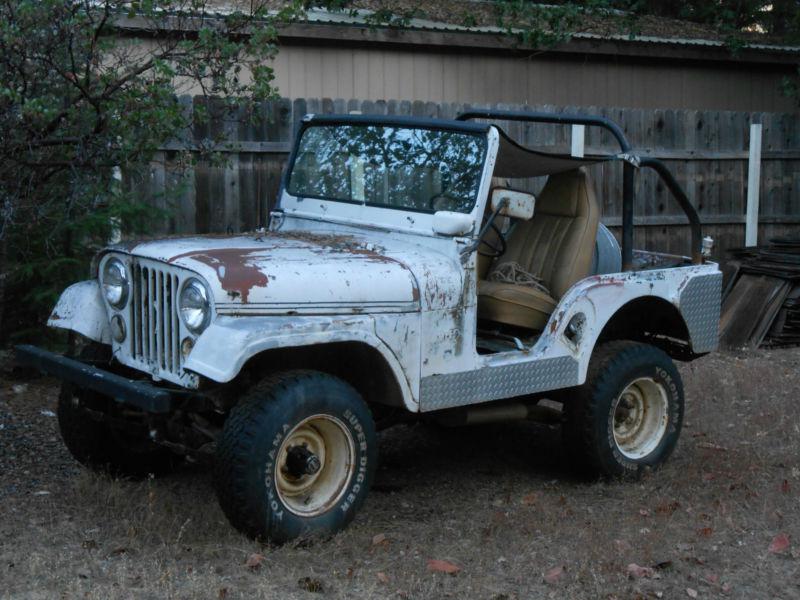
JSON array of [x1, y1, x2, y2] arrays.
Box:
[[490, 189, 535, 220], [432, 211, 474, 236]]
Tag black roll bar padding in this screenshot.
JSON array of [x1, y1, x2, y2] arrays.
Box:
[[638, 157, 704, 265], [455, 109, 633, 154], [622, 162, 635, 270]]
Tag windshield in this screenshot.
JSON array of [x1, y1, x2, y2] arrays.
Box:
[[287, 124, 487, 214]]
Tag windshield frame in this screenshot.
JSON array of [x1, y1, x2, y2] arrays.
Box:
[[282, 115, 491, 216]]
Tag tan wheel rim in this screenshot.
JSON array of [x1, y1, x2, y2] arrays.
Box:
[[612, 377, 669, 460], [274, 414, 356, 517]]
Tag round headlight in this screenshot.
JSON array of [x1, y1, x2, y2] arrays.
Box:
[[102, 258, 129, 309], [179, 279, 211, 333]]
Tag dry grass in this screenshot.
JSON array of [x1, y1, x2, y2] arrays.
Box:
[[1, 348, 799, 599]]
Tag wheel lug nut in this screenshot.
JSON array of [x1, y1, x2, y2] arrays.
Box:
[[306, 455, 321, 474]]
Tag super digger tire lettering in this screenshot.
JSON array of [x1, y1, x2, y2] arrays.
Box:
[[215, 370, 376, 543]]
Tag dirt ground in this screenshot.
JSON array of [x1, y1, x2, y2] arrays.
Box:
[[1, 348, 799, 600]]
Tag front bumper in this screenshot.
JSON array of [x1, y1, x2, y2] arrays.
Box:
[[14, 345, 174, 414]]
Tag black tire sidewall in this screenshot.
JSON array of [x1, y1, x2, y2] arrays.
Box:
[[219, 373, 376, 543], [591, 348, 683, 478], [57, 383, 179, 478]]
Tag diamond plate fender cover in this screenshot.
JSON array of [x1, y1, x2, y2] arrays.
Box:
[[679, 271, 722, 354], [419, 355, 579, 411]]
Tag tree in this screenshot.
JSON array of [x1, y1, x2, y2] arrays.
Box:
[[0, 1, 302, 341]]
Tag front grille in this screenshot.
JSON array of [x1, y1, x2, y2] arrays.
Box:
[[131, 262, 182, 377]]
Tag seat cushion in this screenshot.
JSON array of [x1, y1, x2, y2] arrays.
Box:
[[477, 280, 558, 331]]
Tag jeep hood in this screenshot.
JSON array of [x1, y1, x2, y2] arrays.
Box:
[[111, 232, 435, 312]]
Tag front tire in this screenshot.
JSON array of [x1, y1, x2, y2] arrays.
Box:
[[215, 371, 377, 543], [563, 341, 684, 479], [58, 383, 180, 478]]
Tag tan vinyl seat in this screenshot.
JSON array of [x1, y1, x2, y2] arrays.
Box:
[[478, 168, 600, 331]]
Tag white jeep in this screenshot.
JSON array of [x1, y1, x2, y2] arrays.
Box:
[[18, 110, 722, 542]]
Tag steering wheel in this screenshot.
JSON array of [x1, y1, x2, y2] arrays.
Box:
[[477, 222, 507, 258]]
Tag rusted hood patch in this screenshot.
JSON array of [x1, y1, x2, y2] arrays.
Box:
[[119, 232, 421, 306]]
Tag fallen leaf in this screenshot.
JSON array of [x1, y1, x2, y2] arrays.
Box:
[[218, 588, 228, 599], [781, 479, 790, 493], [686, 588, 698, 598], [626, 563, 655, 579], [768, 533, 790, 554], [297, 577, 324, 593], [108, 547, 127, 557], [522, 492, 539, 505], [543, 565, 565, 584], [372, 533, 387, 546], [376, 572, 389, 584], [427, 559, 461, 575], [245, 553, 266, 570], [656, 501, 681, 515], [698, 527, 713, 537]]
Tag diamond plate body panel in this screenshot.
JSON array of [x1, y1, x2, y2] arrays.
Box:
[[679, 272, 722, 354], [419, 355, 579, 411]]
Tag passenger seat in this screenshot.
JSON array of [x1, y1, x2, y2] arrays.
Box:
[[477, 168, 600, 331]]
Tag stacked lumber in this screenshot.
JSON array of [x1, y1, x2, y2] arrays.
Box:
[[720, 237, 800, 349]]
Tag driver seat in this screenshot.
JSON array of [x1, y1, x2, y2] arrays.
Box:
[[477, 168, 600, 331]]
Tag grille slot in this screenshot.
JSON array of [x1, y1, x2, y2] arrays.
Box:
[[130, 262, 181, 376]]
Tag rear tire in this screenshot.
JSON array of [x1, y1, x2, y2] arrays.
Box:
[[563, 341, 684, 479], [215, 370, 377, 543]]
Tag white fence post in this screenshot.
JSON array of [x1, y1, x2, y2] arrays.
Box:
[[571, 124, 585, 158], [745, 122, 763, 247]]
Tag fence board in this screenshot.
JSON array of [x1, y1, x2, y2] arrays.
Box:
[[140, 96, 799, 262]]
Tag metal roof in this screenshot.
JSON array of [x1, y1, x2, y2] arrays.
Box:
[[117, 4, 800, 55], [299, 8, 800, 54]]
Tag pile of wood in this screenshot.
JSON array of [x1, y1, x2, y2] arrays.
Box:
[[720, 237, 800, 349]]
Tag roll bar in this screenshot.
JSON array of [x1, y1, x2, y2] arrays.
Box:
[[457, 109, 632, 154], [639, 157, 703, 265], [456, 109, 703, 267]]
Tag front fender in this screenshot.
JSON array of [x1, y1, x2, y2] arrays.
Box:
[[48, 280, 110, 344], [184, 315, 417, 410]]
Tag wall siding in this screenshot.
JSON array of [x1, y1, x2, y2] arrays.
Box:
[[265, 45, 797, 112]]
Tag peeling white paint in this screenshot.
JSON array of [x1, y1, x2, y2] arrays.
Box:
[[48, 122, 720, 415]]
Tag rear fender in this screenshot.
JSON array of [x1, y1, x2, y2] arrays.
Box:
[[541, 265, 721, 382]]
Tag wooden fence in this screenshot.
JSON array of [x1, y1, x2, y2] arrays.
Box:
[[135, 97, 800, 260]]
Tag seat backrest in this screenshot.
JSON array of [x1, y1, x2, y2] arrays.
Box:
[[489, 168, 600, 299]]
